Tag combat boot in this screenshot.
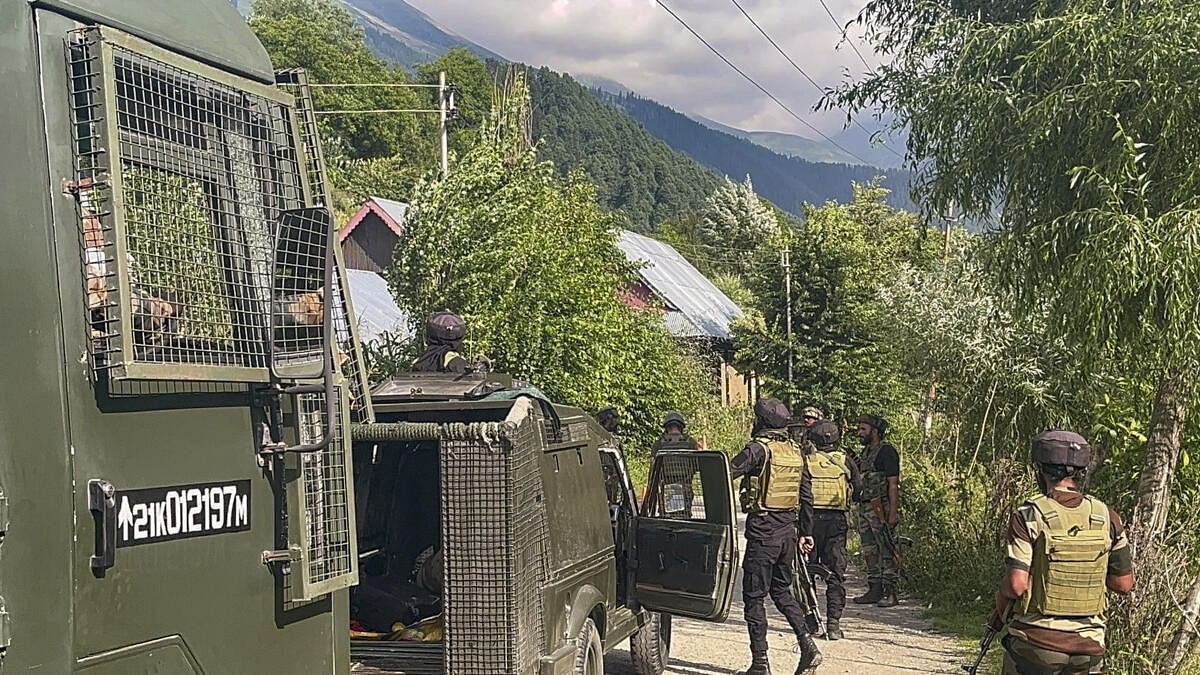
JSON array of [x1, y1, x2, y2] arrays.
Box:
[[795, 634, 823, 673], [737, 652, 771, 675], [825, 619, 843, 641], [876, 583, 899, 608], [852, 582, 882, 604]]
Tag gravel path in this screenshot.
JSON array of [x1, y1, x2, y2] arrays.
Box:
[[607, 521, 968, 675]]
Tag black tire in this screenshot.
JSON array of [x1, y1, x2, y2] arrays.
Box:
[[572, 617, 604, 675], [630, 612, 672, 675]]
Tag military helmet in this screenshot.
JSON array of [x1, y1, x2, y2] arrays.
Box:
[[1031, 430, 1091, 468], [754, 398, 791, 429], [663, 411, 686, 430], [425, 310, 466, 343], [807, 420, 840, 449], [596, 407, 618, 423], [801, 405, 823, 420]]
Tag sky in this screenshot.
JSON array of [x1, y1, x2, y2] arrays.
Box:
[[401, 0, 888, 141]]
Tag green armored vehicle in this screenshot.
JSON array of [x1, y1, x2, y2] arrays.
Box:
[[1, 1, 364, 672], [345, 373, 742, 674]]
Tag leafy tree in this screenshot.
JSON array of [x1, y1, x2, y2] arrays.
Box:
[[416, 48, 495, 157], [694, 177, 781, 279], [831, 2, 1200, 668], [388, 72, 708, 446], [735, 183, 935, 416]]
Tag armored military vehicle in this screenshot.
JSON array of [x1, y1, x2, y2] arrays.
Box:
[[0, 1, 366, 672], [345, 373, 742, 675]]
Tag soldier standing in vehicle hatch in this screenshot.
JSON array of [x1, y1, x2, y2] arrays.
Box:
[[992, 431, 1134, 675], [804, 420, 860, 640], [852, 414, 902, 608], [732, 398, 822, 674], [412, 310, 471, 373]]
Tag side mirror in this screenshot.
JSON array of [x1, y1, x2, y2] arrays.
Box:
[[266, 207, 336, 454]]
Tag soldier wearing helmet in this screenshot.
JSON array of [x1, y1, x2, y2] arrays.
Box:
[[651, 411, 698, 453], [413, 310, 470, 373], [993, 431, 1134, 675], [804, 420, 861, 641], [852, 414, 902, 607], [731, 398, 821, 674], [788, 406, 824, 446]]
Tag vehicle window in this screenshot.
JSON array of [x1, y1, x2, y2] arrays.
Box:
[[644, 452, 732, 524]]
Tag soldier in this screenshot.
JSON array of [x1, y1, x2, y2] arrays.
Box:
[[801, 406, 823, 427], [805, 420, 860, 640], [731, 398, 822, 675], [412, 311, 470, 373], [992, 431, 1134, 674], [652, 411, 699, 452], [595, 407, 621, 443], [789, 406, 824, 445], [851, 414, 901, 608]]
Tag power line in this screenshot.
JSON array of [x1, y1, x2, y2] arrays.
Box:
[[726, 0, 903, 160], [814, 0, 873, 71], [308, 82, 443, 89], [653, 0, 870, 166]]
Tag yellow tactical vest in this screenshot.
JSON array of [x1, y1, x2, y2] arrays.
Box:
[[1022, 494, 1111, 617], [809, 450, 851, 511], [740, 438, 805, 513]]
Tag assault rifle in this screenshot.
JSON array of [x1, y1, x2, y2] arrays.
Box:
[[870, 497, 912, 577], [792, 552, 829, 637], [962, 601, 1012, 674]]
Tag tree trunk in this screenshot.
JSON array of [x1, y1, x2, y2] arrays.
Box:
[[921, 381, 936, 440], [1130, 367, 1189, 556], [1163, 571, 1200, 674]]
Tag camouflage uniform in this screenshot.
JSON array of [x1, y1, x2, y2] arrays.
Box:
[[1002, 488, 1133, 674], [856, 442, 900, 588]]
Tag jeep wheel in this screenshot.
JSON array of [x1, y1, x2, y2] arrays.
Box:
[[572, 618, 604, 675], [630, 612, 672, 675]]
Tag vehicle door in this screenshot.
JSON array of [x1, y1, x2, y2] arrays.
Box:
[[631, 450, 738, 621]]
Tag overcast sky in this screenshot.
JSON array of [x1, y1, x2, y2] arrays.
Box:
[[401, 0, 885, 139]]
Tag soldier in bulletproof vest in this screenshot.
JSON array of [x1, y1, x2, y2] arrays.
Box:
[[653, 411, 700, 517], [412, 310, 471, 373], [731, 398, 822, 675], [991, 431, 1134, 675], [652, 411, 699, 452], [805, 420, 861, 640], [852, 414, 902, 608], [595, 407, 624, 505]]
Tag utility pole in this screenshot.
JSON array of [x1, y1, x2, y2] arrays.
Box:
[[923, 202, 957, 440], [781, 248, 794, 402], [438, 71, 449, 178]]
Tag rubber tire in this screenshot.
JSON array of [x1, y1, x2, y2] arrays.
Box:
[[630, 612, 672, 675], [572, 618, 604, 675]]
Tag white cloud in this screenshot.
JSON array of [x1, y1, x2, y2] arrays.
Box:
[[403, 0, 886, 138]]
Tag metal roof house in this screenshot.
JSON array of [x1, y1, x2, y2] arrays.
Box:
[[343, 269, 412, 345], [616, 231, 758, 406], [340, 196, 409, 275]]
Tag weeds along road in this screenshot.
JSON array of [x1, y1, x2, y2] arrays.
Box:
[[607, 517, 968, 675]]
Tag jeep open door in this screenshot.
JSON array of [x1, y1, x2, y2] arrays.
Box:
[[632, 450, 739, 620]]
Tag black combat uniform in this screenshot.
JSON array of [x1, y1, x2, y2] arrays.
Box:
[[731, 399, 822, 675], [804, 420, 861, 640]]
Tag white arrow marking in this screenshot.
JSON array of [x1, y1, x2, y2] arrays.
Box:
[[118, 495, 133, 542]]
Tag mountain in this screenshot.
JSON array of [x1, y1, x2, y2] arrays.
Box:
[[572, 73, 635, 96], [610, 93, 912, 213], [340, 0, 505, 68], [692, 114, 901, 168]]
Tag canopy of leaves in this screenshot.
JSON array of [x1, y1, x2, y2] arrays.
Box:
[[832, 0, 1200, 363], [388, 75, 709, 445]]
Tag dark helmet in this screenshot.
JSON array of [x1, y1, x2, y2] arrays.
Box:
[[857, 414, 889, 437], [807, 420, 841, 449], [1031, 430, 1091, 468], [663, 411, 686, 430], [754, 398, 791, 429], [596, 407, 618, 423], [425, 310, 465, 343]]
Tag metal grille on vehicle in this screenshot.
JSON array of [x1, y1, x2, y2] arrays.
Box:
[[67, 26, 314, 382], [292, 387, 359, 600], [441, 415, 549, 674]]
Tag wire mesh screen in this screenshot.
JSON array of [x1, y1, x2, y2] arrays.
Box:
[[67, 27, 311, 381], [272, 208, 329, 374], [277, 69, 374, 424], [442, 417, 549, 674], [648, 453, 708, 521], [292, 387, 359, 599]]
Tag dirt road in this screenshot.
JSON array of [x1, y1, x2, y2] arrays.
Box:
[[607, 521, 968, 675]]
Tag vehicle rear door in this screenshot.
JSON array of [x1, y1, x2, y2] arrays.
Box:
[[631, 450, 738, 621]]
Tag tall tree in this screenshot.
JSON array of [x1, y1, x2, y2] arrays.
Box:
[[694, 177, 781, 279], [831, 1, 1200, 669]]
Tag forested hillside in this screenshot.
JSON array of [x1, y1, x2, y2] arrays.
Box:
[[529, 68, 722, 230], [610, 92, 913, 212]]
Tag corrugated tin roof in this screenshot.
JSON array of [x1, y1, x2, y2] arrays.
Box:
[[344, 269, 412, 344], [371, 197, 409, 225], [617, 231, 743, 340]]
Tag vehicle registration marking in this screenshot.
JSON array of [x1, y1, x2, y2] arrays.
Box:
[[114, 480, 251, 547]]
